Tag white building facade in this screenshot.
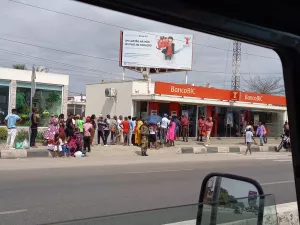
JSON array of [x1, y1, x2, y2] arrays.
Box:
[[0, 68, 69, 127]]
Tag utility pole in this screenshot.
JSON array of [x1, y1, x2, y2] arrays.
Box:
[[231, 41, 241, 90]]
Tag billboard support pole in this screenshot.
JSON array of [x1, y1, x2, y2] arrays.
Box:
[[122, 68, 125, 81], [185, 71, 188, 84]]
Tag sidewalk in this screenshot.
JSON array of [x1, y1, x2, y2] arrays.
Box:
[[0, 145, 280, 171], [0, 137, 280, 159]]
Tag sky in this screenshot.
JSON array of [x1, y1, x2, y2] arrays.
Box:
[[0, 0, 284, 95]]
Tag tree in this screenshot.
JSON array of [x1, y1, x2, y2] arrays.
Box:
[[243, 76, 285, 95], [12, 64, 26, 70]]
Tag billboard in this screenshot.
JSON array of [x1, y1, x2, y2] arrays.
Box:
[[120, 30, 193, 70]]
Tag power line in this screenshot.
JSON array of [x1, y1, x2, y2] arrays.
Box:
[[0, 48, 138, 79], [0, 37, 118, 62], [7, 0, 279, 60], [0, 57, 138, 81]]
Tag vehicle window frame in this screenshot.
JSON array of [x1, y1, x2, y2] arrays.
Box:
[[75, 0, 300, 216]]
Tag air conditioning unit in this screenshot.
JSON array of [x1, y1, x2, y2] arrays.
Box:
[[105, 88, 117, 97]]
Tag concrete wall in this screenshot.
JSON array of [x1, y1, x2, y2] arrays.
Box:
[[86, 81, 134, 117]]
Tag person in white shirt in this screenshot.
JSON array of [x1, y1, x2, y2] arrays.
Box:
[[160, 114, 170, 145], [117, 115, 124, 144], [245, 128, 256, 155]]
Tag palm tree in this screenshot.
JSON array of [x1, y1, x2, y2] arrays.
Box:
[[12, 64, 26, 70]]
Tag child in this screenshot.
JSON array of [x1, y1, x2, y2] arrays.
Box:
[[59, 133, 70, 157], [149, 124, 157, 149], [53, 133, 60, 158], [245, 128, 257, 155]]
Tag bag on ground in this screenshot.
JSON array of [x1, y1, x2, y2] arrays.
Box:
[[22, 139, 29, 149]]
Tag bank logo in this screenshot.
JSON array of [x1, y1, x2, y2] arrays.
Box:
[[171, 86, 195, 94], [184, 37, 191, 46], [245, 94, 263, 102], [230, 91, 240, 101]]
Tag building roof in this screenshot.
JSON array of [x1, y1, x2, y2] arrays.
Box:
[[0, 67, 69, 86]]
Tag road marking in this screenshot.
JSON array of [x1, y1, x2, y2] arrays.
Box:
[[0, 209, 27, 215], [125, 168, 196, 174], [261, 180, 294, 186], [273, 159, 292, 162]]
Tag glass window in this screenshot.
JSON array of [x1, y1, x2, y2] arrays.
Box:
[[16, 87, 62, 127], [0, 85, 9, 125]]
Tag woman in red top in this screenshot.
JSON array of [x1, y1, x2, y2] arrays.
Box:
[[121, 117, 130, 146], [162, 37, 175, 60], [197, 115, 205, 142]]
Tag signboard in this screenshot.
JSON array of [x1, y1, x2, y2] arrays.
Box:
[[120, 30, 193, 70], [182, 110, 189, 118], [227, 112, 233, 126], [230, 91, 241, 101], [154, 82, 287, 106], [151, 110, 157, 115]]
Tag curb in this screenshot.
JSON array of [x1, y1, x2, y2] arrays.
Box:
[[0, 148, 50, 159], [177, 145, 278, 154]]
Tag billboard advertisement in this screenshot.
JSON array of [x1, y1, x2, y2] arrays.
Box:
[[120, 30, 193, 70]]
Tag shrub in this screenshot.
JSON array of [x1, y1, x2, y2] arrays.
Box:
[[0, 127, 7, 140], [15, 130, 29, 142], [37, 131, 44, 141]]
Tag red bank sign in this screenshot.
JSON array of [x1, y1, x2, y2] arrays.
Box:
[[155, 82, 286, 106]]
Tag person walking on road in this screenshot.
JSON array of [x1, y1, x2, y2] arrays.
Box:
[[4, 109, 22, 149], [256, 122, 266, 146], [140, 121, 149, 156], [245, 127, 256, 155], [205, 117, 213, 147], [181, 114, 189, 142]]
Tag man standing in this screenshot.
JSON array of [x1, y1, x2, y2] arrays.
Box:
[[128, 116, 134, 145], [181, 114, 189, 142], [30, 108, 38, 148], [160, 114, 169, 145], [256, 122, 266, 146], [140, 121, 149, 156], [4, 109, 22, 149]]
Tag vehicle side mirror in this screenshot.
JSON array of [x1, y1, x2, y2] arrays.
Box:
[[196, 173, 265, 225]]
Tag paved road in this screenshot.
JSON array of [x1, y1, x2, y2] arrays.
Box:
[[0, 154, 295, 225]]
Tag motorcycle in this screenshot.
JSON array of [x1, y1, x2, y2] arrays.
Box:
[[276, 133, 291, 152]]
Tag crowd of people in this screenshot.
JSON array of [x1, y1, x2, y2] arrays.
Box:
[[4, 107, 289, 157], [41, 112, 216, 157]]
